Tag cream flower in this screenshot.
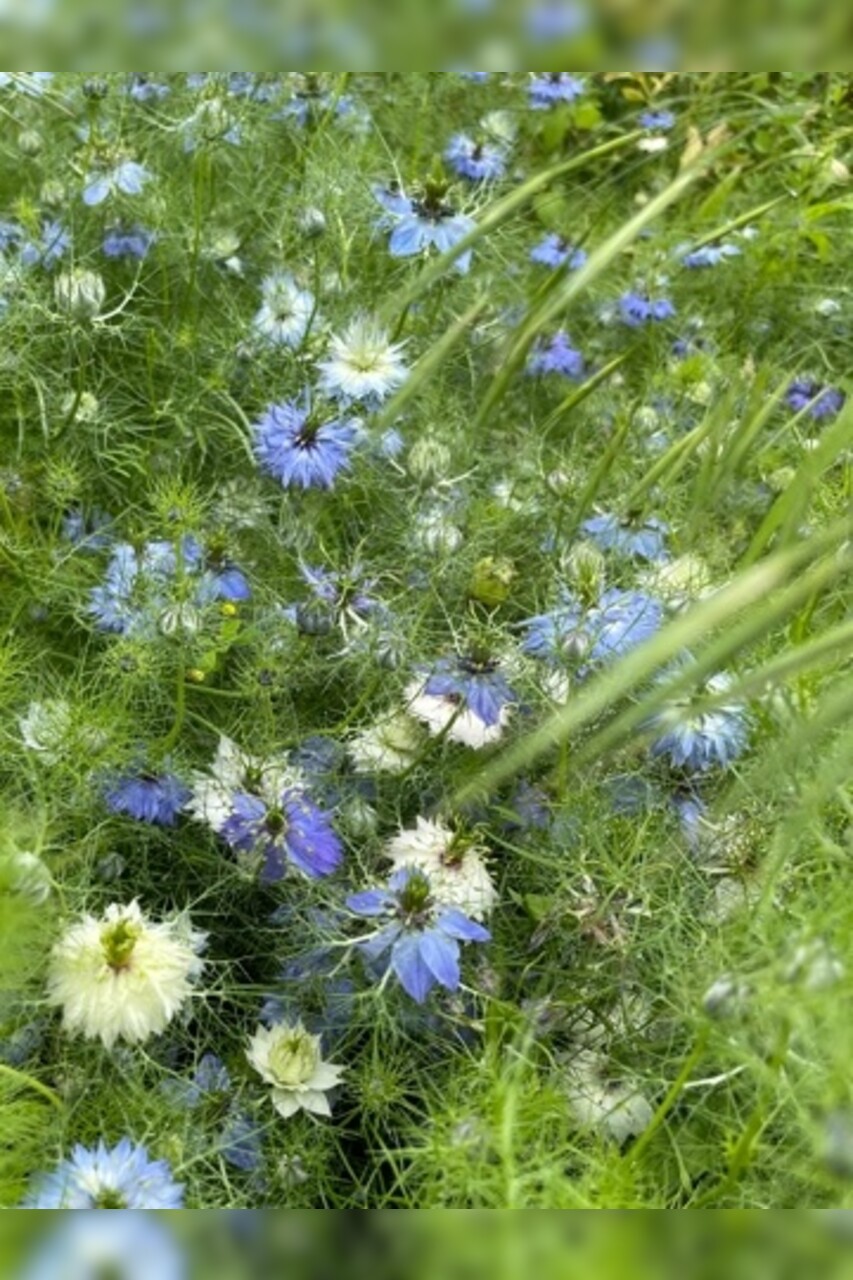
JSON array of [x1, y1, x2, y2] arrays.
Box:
[[247, 1022, 344, 1119], [349, 712, 422, 774], [47, 900, 206, 1048], [564, 1050, 653, 1144], [316, 316, 408, 404], [385, 817, 497, 920]]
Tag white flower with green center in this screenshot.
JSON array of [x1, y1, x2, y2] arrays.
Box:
[[349, 711, 422, 774], [385, 816, 497, 920], [47, 900, 206, 1048], [316, 316, 408, 405], [247, 1022, 344, 1119], [187, 735, 298, 831]]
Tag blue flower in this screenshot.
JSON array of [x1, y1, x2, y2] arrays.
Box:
[[20, 1213, 186, 1280], [638, 109, 676, 130], [253, 399, 358, 491], [164, 1054, 263, 1172], [530, 233, 587, 270], [681, 242, 740, 268], [83, 160, 151, 206], [422, 654, 517, 728], [19, 219, 70, 268], [220, 789, 343, 882], [526, 0, 588, 40], [521, 587, 663, 666], [650, 670, 749, 773], [373, 184, 475, 273], [528, 73, 585, 108], [62, 507, 112, 551], [444, 133, 508, 182], [346, 866, 490, 1003], [127, 74, 171, 103], [581, 513, 669, 562], [22, 1138, 184, 1208], [527, 331, 585, 379], [785, 377, 846, 421], [104, 769, 189, 825], [619, 291, 676, 326], [103, 224, 156, 259]]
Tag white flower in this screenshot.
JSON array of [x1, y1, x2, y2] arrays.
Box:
[[349, 712, 422, 774], [47, 900, 206, 1048], [404, 680, 509, 750], [386, 817, 497, 919], [252, 272, 314, 347], [187, 735, 296, 831], [19, 698, 73, 762], [247, 1022, 344, 1119], [316, 316, 407, 404], [564, 1050, 653, 1143]]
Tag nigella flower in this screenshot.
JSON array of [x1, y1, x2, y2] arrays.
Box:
[[17, 1211, 185, 1278], [164, 1053, 263, 1172], [386, 818, 497, 920], [681, 241, 740, 268], [785, 377, 846, 421], [219, 788, 343, 882], [406, 652, 516, 749], [47, 900, 206, 1048], [530, 233, 587, 270], [638, 109, 676, 130], [18, 219, 70, 268], [316, 315, 408, 405], [187, 735, 294, 832], [83, 159, 151, 206], [581, 513, 669, 562], [182, 535, 251, 603], [104, 768, 189, 825], [526, 0, 588, 40], [444, 133, 508, 182], [521, 587, 663, 667], [62, 506, 112, 550], [373, 183, 475, 273], [127, 73, 171, 102], [247, 1021, 344, 1119], [292, 561, 384, 637], [22, 1138, 184, 1208], [527, 331, 585, 379], [619, 291, 676, 326], [252, 398, 358, 490], [103, 224, 156, 259], [347, 866, 490, 1003], [528, 72, 585, 108], [650, 669, 749, 772], [252, 271, 315, 348]]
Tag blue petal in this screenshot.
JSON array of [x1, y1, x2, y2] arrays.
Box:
[[438, 908, 491, 943], [418, 928, 460, 991], [391, 933, 436, 1002]]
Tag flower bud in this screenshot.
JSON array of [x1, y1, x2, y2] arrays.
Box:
[[55, 268, 106, 321], [407, 435, 451, 482], [561, 540, 605, 601], [469, 556, 516, 607], [18, 129, 43, 156]]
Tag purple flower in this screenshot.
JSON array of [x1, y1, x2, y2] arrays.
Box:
[[785, 378, 846, 422], [527, 331, 585, 379], [346, 866, 490, 1003], [528, 73, 585, 108], [104, 769, 189, 825], [581, 513, 669, 562], [530, 233, 587, 270], [252, 399, 358, 490], [619, 291, 676, 327], [638, 110, 676, 130], [103, 224, 156, 259], [220, 789, 343, 882], [521, 587, 663, 665], [422, 654, 516, 728], [444, 133, 508, 182], [373, 184, 475, 273]]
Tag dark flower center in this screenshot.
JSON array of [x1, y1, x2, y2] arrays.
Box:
[[265, 807, 286, 837], [396, 870, 433, 926], [93, 1187, 127, 1209]]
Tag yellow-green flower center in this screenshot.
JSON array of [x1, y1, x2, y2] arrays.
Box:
[[268, 1028, 319, 1087], [100, 918, 142, 972]]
